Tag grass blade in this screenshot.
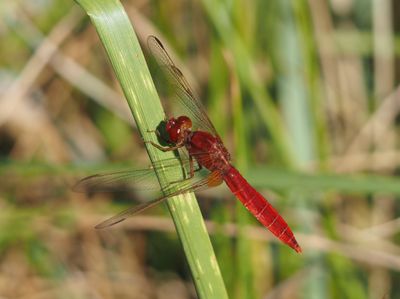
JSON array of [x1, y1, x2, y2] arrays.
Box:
[[73, 1, 228, 298]]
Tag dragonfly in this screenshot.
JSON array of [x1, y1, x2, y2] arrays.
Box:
[[75, 36, 302, 253]]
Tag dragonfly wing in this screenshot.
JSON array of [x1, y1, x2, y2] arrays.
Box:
[[73, 168, 159, 193], [164, 169, 224, 194], [95, 196, 168, 229], [95, 170, 224, 229], [147, 36, 218, 135], [73, 157, 197, 193]]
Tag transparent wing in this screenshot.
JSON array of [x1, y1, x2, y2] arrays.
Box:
[[73, 157, 199, 193], [73, 168, 159, 193], [73, 149, 224, 194], [147, 35, 218, 135], [95, 170, 224, 229]]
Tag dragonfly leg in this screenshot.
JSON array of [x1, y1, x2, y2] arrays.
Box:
[[146, 128, 161, 137], [145, 140, 183, 152], [168, 157, 202, 185], [183, 155, 203, 180], [188, 154, 202, 178]]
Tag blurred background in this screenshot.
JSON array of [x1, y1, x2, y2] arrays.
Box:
[[1, 0, 400, 298]]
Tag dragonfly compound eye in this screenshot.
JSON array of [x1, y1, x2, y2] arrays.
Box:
[[165, 116, 192, 144], [177, 116, 192, 130], [165, 117, 182, 143], [165, 117, 177, 132]]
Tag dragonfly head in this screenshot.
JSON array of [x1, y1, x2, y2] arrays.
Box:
[[166, 115, 192, 143]]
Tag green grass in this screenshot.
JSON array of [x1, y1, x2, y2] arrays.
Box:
[[73, 0, 228, 298], [1, 0, 400, 298]]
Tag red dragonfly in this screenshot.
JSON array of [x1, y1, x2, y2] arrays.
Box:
[[75, 36, 302, 253]]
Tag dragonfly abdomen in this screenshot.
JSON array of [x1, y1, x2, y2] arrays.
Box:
[[224, 166, 302, 253]]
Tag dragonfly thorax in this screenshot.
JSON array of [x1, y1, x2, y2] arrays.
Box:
[[166, 115, 192, 144], [186, 131, 231, 173]]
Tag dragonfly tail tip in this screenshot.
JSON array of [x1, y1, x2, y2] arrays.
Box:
[[294, 244, 302, 254]]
